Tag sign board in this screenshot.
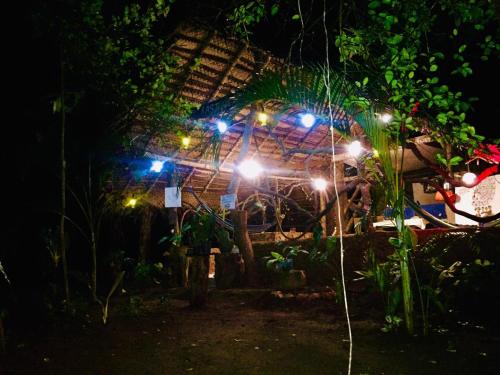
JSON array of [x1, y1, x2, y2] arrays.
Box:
[[220, 193, 236, 210], [165, 187, 181, 208]]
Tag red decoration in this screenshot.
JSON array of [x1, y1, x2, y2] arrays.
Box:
[[434, 190, 456, 203], [410, 101, 420, 116], [472, 143, 500, 164]]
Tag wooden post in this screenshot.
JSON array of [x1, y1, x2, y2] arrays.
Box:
[[329, 161, 348, 235], [231, 210, 258, 287], [189, 256, 209, 307], [139, 206, 153, 263], [319, 191, 327, 237]]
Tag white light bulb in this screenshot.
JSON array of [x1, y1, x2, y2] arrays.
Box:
[[238, 160, 263, 179], [381, 113, 392, 123], [300, 113, 316, 128], [348, 140, 363, 157], [312, 178, 327, 191], [150, 160, 164, 173], [462, 172, 477, 186], [217, 120, 228, 133]]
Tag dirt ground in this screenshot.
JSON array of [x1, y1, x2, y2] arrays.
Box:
[[2, 288, 499, 375]]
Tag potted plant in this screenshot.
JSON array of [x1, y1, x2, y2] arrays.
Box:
[[214, 228, 244, 289], [265, 246, 309, 290]]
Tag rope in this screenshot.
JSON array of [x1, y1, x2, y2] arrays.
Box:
[[323, 1, 353, 373]]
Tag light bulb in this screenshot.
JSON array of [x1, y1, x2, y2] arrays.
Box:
[[462, 172, 477, 186], [126, 198, 137, 208], [238, 160, 263, 179], [181, 136, 191, 148], [216, 120, 228, 133], [348, 140, 363, 157], [257, 112, 268, 125], [300, 113, 316, 128], [381, 113, 392, 123], [150, 160, 164, 173], [312, 178, 327, 191]]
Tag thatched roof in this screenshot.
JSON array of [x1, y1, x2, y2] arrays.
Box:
[[137, 23, 439, 208]]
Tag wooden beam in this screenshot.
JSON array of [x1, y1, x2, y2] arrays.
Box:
[[207, 42, 248, 101]]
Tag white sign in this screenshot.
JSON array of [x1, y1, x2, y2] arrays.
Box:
[[455, 175, 500, 225], [220, 194, 236, 210], [165, 187, 182, 208]]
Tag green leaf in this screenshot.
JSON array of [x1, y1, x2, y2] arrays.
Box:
[[430, 64, 438, 72], [449, 156, 463, 166], [292, 14, 300, 20], [363, 76, 369, 85], [368, 1, 381, 9], [271, 4, 279, 16], [385, 70, 394, 84]]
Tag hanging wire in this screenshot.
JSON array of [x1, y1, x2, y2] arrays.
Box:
[[322, 0, 353, 374]]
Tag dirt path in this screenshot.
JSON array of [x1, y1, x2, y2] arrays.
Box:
[[2, 289, 499, 374]]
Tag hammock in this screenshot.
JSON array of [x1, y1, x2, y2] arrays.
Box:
[[405, 196, 457, 228], [186, 188, 276, 233]]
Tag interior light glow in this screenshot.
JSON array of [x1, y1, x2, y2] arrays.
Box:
[[217, 120, 228, 133], [312, 178, 327, 191], [300, 113, 316, 128], [462, 172, 477, 186], [348, 140, 363, 157], [181, 136, 191, 148], [237, 160, 263, 179], [150, 160, 165, 173], [381, 113, 393, 123], [257, 112, 268, 125]]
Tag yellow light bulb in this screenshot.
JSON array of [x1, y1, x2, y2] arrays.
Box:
[[372, 149, 379, 158], [257, 112, 268, 125], [181, 136, 191, 148], [126, 198, 137, 208]]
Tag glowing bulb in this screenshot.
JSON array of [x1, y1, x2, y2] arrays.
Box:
[[216, 120, 228, 133], [372, 149, 379, 158], [312, 178, 327, 191], [126, 198, 137, 208], [181, 136, 191, 148], [150, 160, 165, 173], [348, 140, 363, 157], [238, 160, 263, 179], [462, 172, 477, 186], [300, 113, 316, 128], [257, 112, 268, 125], [380, 113, 392, 123]]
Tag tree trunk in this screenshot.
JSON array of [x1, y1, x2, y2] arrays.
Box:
[[90, 234, 98, 302], [59, 46, 69, 302], [215, 253, 244, 289], [188, 256, 209, 307], [231, 210, 258, 286], [139, 206, 153, 263]]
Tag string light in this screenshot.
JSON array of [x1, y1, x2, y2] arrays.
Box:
[[237, 160, 263, 179], [181, 136, 191, 148], [257, 112, 268, 125], [381, 113, 392, 123], [300, 113, 316, 128], [126, 198, 137, 208], [462, 172, 477, 186], [312, 177, 327, 191], [150, 160, 164, 173], [347, 140, 363, 157], [216, 120, 228, 133]]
